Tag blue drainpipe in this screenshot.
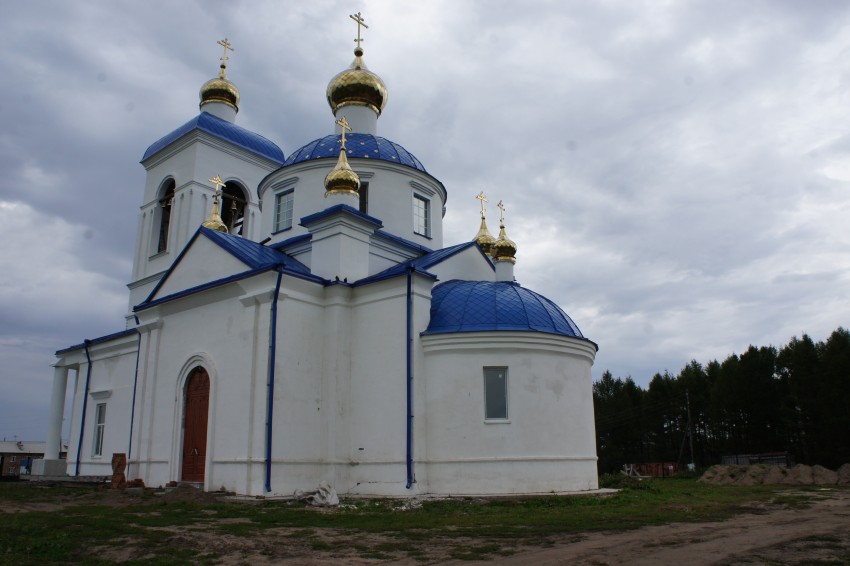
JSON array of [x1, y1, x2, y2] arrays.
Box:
[[128, 318, 142, 461], [265, 270, 283, 492], [75, 339, 94, 477], [406, 268, 414, 489]]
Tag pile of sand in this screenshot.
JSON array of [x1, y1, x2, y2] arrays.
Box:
[[699, 463, 850, 486]]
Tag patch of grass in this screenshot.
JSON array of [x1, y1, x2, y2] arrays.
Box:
[[0, 480, 837, 564]]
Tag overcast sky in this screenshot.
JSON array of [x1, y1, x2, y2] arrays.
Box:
[[2, 1, 849, 441]]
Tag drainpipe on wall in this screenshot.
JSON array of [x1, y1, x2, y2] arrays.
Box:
[[74, 339, 93, 477], [405, 268, 414, 489], [265, 270, 283, 493], [128, 318, 142, 462]]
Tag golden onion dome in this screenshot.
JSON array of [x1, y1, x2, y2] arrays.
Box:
[[200, 75, 240, 111], [491, 224, 517, 263], [327, 47, 387, 116], [324, 145, 361, 195], [202, 196, 228, 233], [473, 217, 497, 255]]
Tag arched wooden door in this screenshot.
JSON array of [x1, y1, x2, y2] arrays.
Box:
[[182, 367, 210, 483]]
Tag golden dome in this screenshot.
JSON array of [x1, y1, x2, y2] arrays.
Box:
[[202, 197, 228, 232], [474, 217, 496, 255], [492, 224, 517, 263], [200, 75, 240, 111], [324, 145, 361, 196], [327, 48, 387, 116]]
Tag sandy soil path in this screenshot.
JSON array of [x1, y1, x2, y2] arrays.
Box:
[[462, 489, 850, 565]]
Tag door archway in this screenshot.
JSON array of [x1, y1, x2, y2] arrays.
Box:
[[181, 367, 210, 483]]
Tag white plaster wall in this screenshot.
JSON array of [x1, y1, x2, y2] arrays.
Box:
[[153, 236, 249, 299], [62, 338, 139, 477], [429, 246, 495, 283], [419, 332, 599, 494]]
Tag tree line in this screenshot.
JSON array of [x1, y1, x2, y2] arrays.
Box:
[[593, 327, 850, 473]]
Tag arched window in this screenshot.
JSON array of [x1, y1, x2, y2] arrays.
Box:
[[156, 179, 176, 253], [221, 181, 248, 236]]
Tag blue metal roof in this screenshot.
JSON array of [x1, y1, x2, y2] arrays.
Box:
[[202, 228, 312, 274], [423, 280, 586, 338], [141, 112, 284, 164], [282, 133, 427, 172], [355, 241, 483, 286]]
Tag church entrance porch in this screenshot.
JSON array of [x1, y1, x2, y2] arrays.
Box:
[[181, 367, 210, 483]]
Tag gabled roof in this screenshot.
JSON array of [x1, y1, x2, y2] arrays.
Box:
[[423, 280, 588, 339], [354, 241, 483, 286], [141, 112, 285, 164], [137, 228, 322, 310], [283, 133, 427, 172]]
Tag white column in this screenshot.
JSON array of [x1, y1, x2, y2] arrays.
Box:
[[46, 366, 69, 459]]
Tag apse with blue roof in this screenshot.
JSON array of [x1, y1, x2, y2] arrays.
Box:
[[127, 40, 284, 313]]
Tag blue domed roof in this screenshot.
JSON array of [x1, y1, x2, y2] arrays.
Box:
[[142, 112, 284, 164], [424, 280, 585, 338], [282, 133, 427, 172]]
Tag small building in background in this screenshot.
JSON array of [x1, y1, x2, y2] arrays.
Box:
[[0, 441, 66, 478]]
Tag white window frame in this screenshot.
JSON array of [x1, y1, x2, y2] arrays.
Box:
[[483, 367, 509, 421], [413, 193, 431, 237], [274, 189, 295, 233], [92, 403, 106, 457]]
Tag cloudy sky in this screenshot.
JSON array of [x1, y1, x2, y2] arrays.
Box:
[[2, 1, 849, 441]]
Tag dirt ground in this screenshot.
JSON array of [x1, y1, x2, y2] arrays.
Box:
[[5, 485, 850, 564], [474, 488, 850, 566]]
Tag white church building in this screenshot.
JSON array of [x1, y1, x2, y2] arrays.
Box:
[[37, 21, 599, 496]]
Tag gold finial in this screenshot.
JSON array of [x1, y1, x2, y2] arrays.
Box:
[[473, 192, 496, 253], [202, 175, 228, 232], [475, 191, 489, 218], [336, 116, 352, 150], [350, 12, 368, 50], [492, 200, 517, 263], [217, 38, 234, 79]]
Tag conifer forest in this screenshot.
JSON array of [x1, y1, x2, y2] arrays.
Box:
[[593, 327, 850, 473]]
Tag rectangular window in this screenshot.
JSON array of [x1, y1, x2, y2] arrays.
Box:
[[484, 367, 508, 420], [413, 194, 431, 237], [359, 182, 369, 214], [274, 189, 294, 232], [93, 403, 106, 457], [9, 456, 15, 463]]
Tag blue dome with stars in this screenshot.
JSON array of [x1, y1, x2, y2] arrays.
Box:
[[423, 280, 588, 339], [282, 133, 427, 173]]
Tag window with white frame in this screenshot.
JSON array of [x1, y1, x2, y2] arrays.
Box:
[[274, 189, 295, 232], [484, 367, 508, 420], [92, 403, 106, 457], [413, 193, 430, 237]]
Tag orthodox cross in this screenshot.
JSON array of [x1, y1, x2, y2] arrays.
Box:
[[497, 200, 506, 224], [475, 191, 488, 218], [217, 38, 234, 77], [350, 12, 368, 48], [336, 116, 352, 150], [208, 174, 226, 201]]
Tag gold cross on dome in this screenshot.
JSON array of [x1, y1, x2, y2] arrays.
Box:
[[350, 12, 368, 48], [208, 174, 226, 197], [497, 200, 506, 224], [217, 38, 234, 77], [335, 116, 352, 149], [475, 191, 488, 217]]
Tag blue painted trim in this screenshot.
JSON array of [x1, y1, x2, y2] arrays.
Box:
[[142, 228, 204, 304], [373, 230, 434, 254], [55, 329, 138, 356], [269, 233, 312, 249], [353, 266, 438, 287], [405, 268, 414, 489], [265, 270, 283, 492], [128, 319, 142, 462], [75, 340, 93, 477], [299, 204, 383, 229]]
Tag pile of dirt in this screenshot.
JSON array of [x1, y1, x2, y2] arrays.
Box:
[[699, 463, 849, 486]]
